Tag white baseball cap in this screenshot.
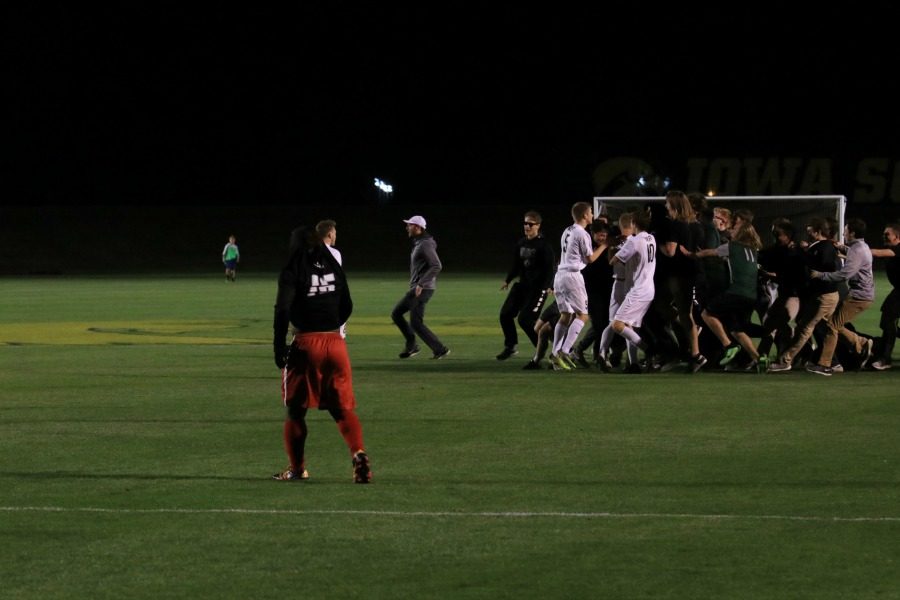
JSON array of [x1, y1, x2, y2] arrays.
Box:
[[402, 215, 427, 229]]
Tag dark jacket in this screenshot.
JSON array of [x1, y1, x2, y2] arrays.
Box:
[[409, 232, 442, 290], [505, 235, 555, 291], [803, 240, 839, 297]]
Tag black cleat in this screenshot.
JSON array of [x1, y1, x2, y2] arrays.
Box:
[[689, 354, 708, 374], [352, 451, 372, 483], [399, 346, 421, 359], [571, 348, 591, 368], [496, 347, 518, 360]]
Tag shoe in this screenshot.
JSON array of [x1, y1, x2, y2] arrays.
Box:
[[352, 451, 371, 484], [399, 346, 421, 359], [719, 344, 741, 366], [549, 353, 571, 371], [272, 467, 309, 481], [767, 361, 791, 373], [609, 349, 623, 368], [623, 363, 642, 374], [571, 348, 591, 368], [689, 354, 708, 374], [522, 360, 542, 370], [805, 363, 833, 377], [830, 363, 844, 373], [659, 358, 682, 373], [733, 359, 766, 374], [871, 360, 892, 371], [496, 346, 518, 361], [861, 338, 874, 364], [432, 348, 451, 359], [597, 353, 613, 372], [735, 360, 759, 373], [558, 351, 578, 369]]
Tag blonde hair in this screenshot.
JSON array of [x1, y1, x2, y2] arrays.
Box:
[[713, 207, 732, 225], [732, 222, 762, 250]]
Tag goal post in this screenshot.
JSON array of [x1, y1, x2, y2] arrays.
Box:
[[593, 195, 848, 243]]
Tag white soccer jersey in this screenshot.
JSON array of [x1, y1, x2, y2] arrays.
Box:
[[325, 244, 345, 336], [326, 244, 343, 266], [615, 231, 656, 299], [607, 242, 631, 319], [612, 243, 629, 289], [558, 224, 593, 272]]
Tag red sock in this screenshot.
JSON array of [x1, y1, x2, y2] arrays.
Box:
[[334, 410, 365, 455], [283, 419, 307, 471]]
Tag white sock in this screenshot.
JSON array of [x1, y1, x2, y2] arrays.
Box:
[[598, 323, 615, 357], [627, 341, 639, 364], [620, 326, 643, 348], [562, 319, 585, 354], [552, 322, 568, 355]]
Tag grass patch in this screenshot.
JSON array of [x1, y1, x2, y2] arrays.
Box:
[[1, 274, 898, 598]]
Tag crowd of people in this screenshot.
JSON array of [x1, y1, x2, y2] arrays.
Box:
[[496, 194, 899, 376]]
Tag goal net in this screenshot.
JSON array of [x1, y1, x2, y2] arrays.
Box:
[[593, 195, 847, 243]]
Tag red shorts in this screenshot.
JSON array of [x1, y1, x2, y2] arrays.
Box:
[[282, 332, 356, 411]]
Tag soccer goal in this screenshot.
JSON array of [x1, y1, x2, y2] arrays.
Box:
[[593, 195, 848, 243]]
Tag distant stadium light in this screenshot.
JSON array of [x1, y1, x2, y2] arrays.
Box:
[[374, 178, 393, 193]]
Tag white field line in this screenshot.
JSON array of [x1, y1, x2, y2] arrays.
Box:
[[1, 506, 898, 523]]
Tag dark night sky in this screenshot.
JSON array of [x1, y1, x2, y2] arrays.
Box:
[[8, 6, 900, 206]]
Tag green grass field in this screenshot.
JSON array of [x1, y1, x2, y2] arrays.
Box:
[[1, 273, 898, 599]]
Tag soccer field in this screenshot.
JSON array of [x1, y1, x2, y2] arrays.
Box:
[[1, 274, 898, 599]]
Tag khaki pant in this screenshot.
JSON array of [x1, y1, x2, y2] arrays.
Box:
[[780, 292, 839, 365], [817, 297, 873, 367]]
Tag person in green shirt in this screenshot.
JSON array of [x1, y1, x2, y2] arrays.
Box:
[[690, 221, 766, 372], [222, 235, 240, 282]]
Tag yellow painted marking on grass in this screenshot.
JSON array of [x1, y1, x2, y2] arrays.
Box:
[[0, 317, 497, 345], [0, 320, 263, 346]]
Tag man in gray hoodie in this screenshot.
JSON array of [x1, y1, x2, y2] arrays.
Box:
[[807, 218, 875, 376], [391, 215, 450, 359]]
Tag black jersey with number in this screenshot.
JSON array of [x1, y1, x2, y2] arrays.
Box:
[[274, 243, 352, 339]]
